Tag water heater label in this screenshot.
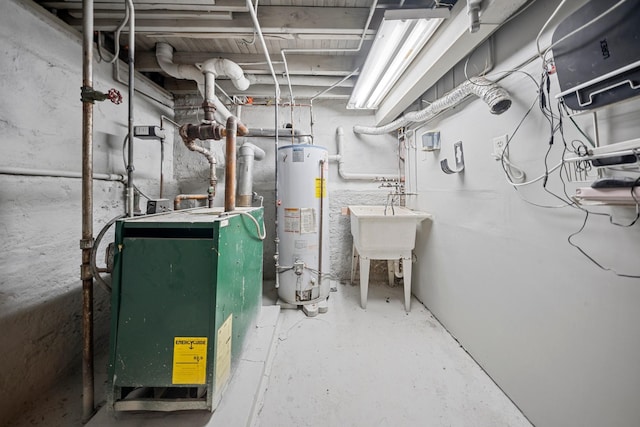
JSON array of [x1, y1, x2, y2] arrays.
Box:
[[292, 147, 305, 162], [172, 337, 208, 385], [216, 314, 233, 390], [284, 208, 300, 233], [315, 178, 326, 198], [300, 208, 316, 234]]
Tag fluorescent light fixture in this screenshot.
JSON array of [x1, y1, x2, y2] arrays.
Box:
[[347, 16, 445, 110]]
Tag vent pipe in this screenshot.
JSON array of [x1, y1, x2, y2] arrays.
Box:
[[353, 76, 511, 135], [155, 42, 249, 123], [237, 142, 266, 207]]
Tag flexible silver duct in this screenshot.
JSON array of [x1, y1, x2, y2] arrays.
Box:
[[353, 76, 512, 135]]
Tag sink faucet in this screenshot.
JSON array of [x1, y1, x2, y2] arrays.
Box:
[[385, 192, 397, 215]]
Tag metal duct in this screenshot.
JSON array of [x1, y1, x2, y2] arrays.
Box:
[[353, 76, 512, 135]]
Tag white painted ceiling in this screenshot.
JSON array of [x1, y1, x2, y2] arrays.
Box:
[[35, 0, 456, 104]]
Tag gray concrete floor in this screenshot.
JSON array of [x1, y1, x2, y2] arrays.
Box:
[[8, 280, 532, 427], [256, 281, 532, 427]]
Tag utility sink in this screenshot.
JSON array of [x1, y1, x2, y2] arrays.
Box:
[[348, 205, 432, 312]]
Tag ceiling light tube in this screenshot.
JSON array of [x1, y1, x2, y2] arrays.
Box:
[[365, 18, 443, 108], [348, 17, 445, 110], [348, 19, 411, 109]]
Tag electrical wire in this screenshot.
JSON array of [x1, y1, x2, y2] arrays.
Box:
[[238, 211, 267, 240], [96, 6, 130, 64], [239, 0, 259, 46], [535, 0, 567, 62], [567, 207, 640, 279], [121, 134, 153, 201], [90, 213, 126, 293]]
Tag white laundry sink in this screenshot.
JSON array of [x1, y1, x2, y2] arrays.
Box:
[[348, 205, 432, 312], [349, 205, 432, 258]]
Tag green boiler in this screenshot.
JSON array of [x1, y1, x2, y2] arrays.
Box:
[[107, 207, 264, 412]]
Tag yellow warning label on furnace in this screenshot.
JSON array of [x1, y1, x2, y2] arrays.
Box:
[[216, 315, 233, 389], [172, 337, 208, 385], [315, 178, 326, 198]]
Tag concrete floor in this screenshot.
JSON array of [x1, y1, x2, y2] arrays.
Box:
[[256, 282, 532, 427], [8, 280, 532, 427]]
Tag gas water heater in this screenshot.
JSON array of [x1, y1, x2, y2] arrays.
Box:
[[277, 144, 330, 315]]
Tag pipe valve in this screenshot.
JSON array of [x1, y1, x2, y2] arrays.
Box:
[[80, 86, 123, 104]]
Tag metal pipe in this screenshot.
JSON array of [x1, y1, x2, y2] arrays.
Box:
[[245, 0, 281, 287], [237, 142, 266, 207], [318, 158, 325, 290], [179, 132, 218, 206], [279, 0, 378, 103], [0, 166, 124, 181], [81, 0, 94, 422], [225, 116, 238, 212], [174, 194, 209, 210], [125, 0, 135, 217], [245, 128, 311, 143]]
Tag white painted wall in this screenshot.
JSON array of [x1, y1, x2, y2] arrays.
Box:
[[0, 1, 175, 423], [407, 1, 640, 426]]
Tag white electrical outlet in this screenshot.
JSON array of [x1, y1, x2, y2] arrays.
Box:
[[492, 134, 509, 158]]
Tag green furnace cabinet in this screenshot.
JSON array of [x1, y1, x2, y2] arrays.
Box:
[[107, 207, 264, 412]]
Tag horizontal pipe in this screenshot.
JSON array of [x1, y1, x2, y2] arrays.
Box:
[[174, 194, 208, 210], [0, 166, 125, 181], [246, 128, 311, 143], [330, 127, 400, 181]]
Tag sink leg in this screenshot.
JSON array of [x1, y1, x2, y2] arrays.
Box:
[[351, 244, 358, 284], [387, 260, 395, 286], [359, 257, 370, 309], [402, 257, 412, 312]]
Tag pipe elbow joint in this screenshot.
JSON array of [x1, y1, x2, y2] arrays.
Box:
[[200, 58, 251, 91]]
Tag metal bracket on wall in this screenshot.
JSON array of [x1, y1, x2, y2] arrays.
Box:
[[440, 141, 465, 174]]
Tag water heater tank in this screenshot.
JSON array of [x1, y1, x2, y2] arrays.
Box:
[[276, 144, 330, 311]]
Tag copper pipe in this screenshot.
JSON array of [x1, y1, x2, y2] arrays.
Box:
[[174, 194, 208, 210], [81, 0, 95, 422], [318, 159, 325, 289], [225, 116, 237, 212]]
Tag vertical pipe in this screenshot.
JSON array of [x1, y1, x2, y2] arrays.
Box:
[[81, 0, 94, 422], [125, 0, 135, 217], [318, 159, 325, 290], [245, 0, 281, 286], [225, 116, 237, 211]]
